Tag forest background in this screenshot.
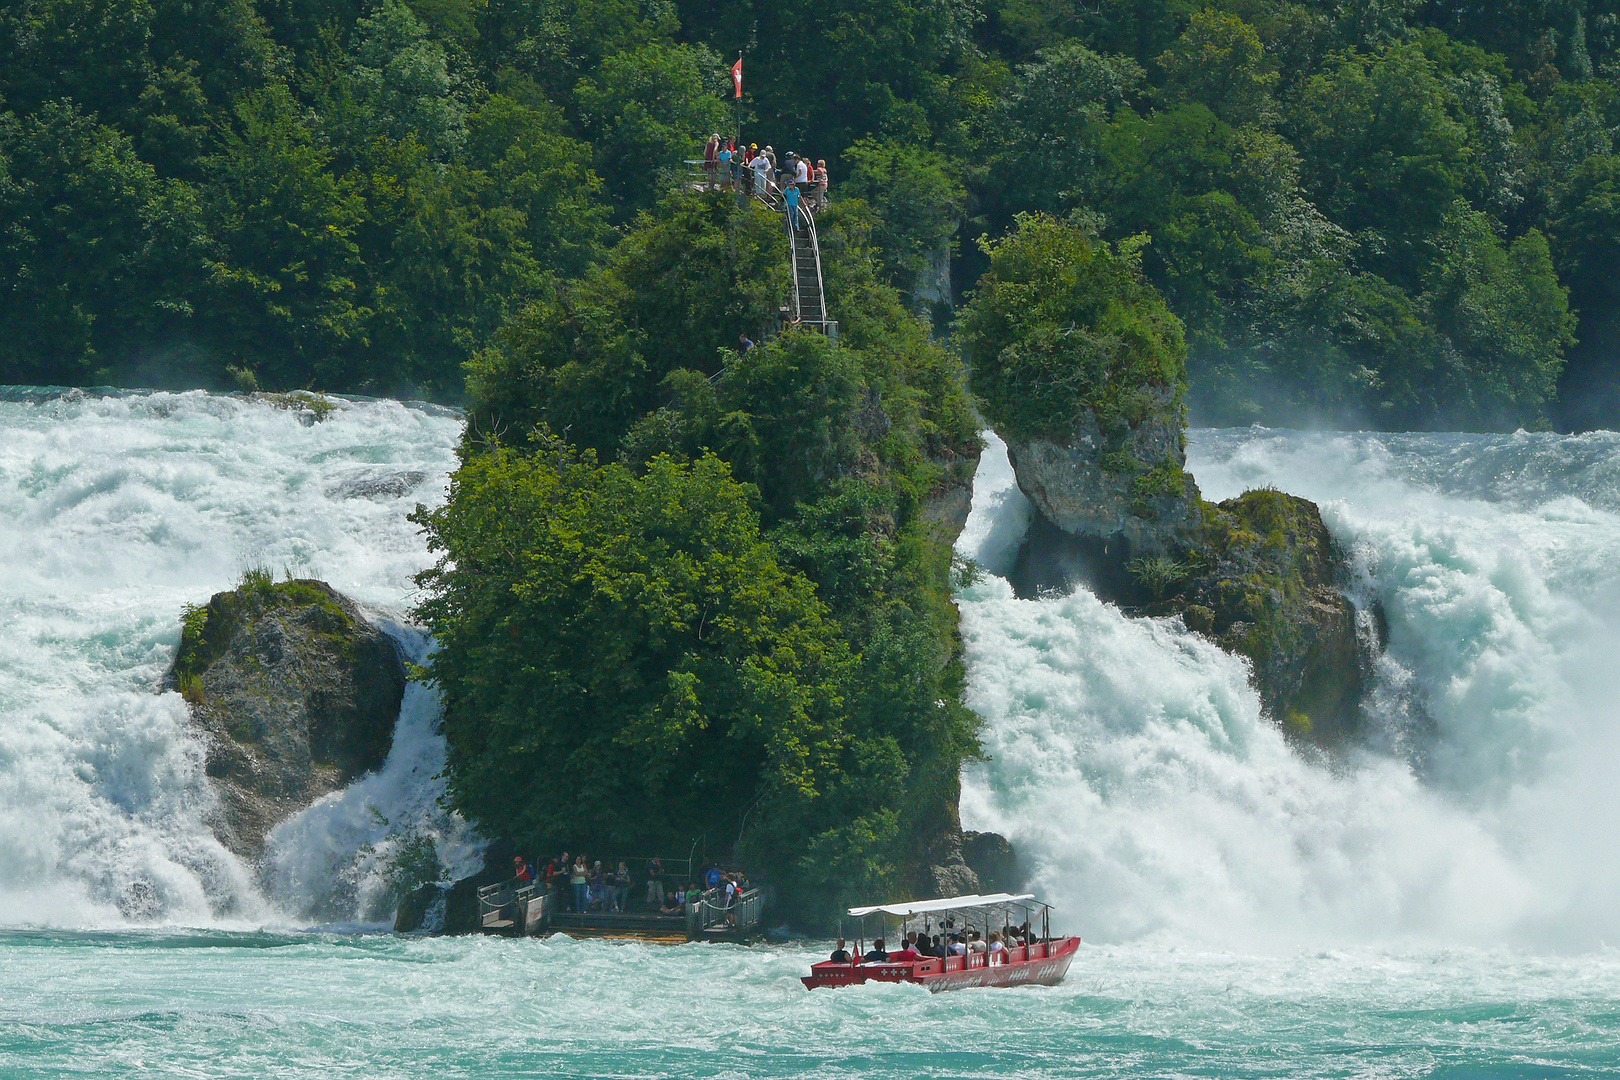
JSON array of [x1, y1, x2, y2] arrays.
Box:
[[8, 0, 1620, 430]]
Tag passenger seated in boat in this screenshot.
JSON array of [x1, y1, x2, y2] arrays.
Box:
[[889, 934, 922, 962], [829, 938, 851, 964], [862, 938, 889, 962], [948, 934, 967, 956], [967, 931, 987, 953], [988, 932, 1006, 962]]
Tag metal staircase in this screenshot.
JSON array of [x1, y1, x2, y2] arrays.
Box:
[[750, 176, 835, 338]]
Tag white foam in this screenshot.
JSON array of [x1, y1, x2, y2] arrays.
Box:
[[0, 392, 465, 927], [958, 430, 1620, 949]]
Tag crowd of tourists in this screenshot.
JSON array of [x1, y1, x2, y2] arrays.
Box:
[[509, 853, 752, 918], [702, 135, 829, 223], [827, 922, 1038, 965]]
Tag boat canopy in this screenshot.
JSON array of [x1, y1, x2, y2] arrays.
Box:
[[847, 892, 1038, 918]]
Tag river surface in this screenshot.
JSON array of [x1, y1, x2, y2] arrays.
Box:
[[3, 389, 1619, 1078]]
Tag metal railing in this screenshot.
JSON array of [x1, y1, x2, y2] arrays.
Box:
[[692, 887, 764, 932], [685, 152, 837, 341]]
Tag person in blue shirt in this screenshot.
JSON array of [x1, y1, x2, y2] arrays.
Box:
[[705, 864, 723, 891], [783, 181, 801, 230]]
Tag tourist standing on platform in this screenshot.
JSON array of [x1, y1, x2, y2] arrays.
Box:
[[752, 151, 771, 196], [569, 854, 589, 912], [815, 159, 829, 208], [719, 140, 734, 191], [646, 857, 665, 909], [611, 861, 631, 912], [703, 134, 719, 189]]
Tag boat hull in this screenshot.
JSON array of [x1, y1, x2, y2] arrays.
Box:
[[802, 937, 1080, 992]]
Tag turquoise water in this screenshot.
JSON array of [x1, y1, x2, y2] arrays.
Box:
[[4, 931, 1619, 1078], [4, 392, 1620, 1076]]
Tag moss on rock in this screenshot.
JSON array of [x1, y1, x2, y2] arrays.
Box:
[[166, 577, 406, 860]]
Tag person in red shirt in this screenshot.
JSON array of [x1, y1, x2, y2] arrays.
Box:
[[888, 932, 923, 961], [512, 855, 533, 883]]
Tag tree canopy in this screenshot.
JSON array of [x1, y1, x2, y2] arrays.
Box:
[[4, 0, 1619, 426]]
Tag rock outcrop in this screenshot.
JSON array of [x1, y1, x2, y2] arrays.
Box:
[[962, 831, 1019, 893], [1004, 385, 1202, 557], [1008, 480, 1365, 744], [1002, 421, 1364, 744], [1170, 491, 1362, 742], [166, 577, 406, 859]]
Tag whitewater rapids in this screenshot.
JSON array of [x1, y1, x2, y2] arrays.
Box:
[[3, 390, 1618, 949], [958, 429, 1620, 951], [0, 390, 474, 927]]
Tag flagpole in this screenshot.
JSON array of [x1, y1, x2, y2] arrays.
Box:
[[733, 53, 743, 158]]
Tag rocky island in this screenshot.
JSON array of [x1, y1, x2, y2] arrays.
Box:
[[963, 214, 1364, 744]]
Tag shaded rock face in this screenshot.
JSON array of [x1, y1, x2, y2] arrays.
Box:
[[962, 831, 1019, 894], [395, 838, 517, 935], [1004, 387, 1202, 558], [1174, 491, 1363, 743], [167, 579, 406, 860]]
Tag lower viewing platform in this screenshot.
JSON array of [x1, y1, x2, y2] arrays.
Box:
[[475, 879, 764, 943]]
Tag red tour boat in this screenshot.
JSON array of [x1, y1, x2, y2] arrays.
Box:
[[802, 892, 1080, 992]]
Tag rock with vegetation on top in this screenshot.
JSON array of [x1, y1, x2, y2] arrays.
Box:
[[1005, 392, 1203, 556], [166, 574, 406, 860], [959, 213, 1204, 558], [963, 214, 1364, 744]]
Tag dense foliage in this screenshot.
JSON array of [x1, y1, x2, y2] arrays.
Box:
[[959, 213, 1187, 444], [416, 190, 983, 919], [5, 0, 1620, 426]]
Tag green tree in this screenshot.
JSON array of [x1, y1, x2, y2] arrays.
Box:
[[1424, 205, 1574, 426], [838, 138, 965, 303], [1156, 8, 1278, 127], [352, 0, 470, 159], [1285, 44, 1477, 289], [204, 84, 368, 388], [465, 190, 785, 452], [0, 101, 205, 385], [412, 442, 851, 860], [572, 40, 729, 213], [958, 212, 1188, 443], [979, 42, 1145, 222], [466, 87, 611, 279]]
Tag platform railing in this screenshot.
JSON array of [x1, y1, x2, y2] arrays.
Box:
[[692, 887, 764, 932]]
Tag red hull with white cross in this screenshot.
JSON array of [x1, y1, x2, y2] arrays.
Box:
[[802, 934, 1080, 992]]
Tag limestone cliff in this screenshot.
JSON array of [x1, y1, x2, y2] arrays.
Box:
[[1004, 385, 1202, 557], [166, 577, 406, 859]]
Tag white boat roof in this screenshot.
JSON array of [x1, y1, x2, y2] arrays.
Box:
[[847, 892, 1039, 918]]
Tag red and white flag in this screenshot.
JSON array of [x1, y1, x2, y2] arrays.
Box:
[[731, 57, 743, 99]]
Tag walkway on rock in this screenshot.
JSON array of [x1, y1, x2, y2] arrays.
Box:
[[720, 171, 835, 341]]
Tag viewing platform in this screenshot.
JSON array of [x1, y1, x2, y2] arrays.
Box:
[[474, 870, 764, 944]]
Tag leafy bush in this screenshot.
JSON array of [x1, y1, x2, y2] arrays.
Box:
[[958, 213, 1187, 443]]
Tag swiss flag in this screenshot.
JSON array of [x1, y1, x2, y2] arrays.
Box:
[[732, 57, 743, 99]]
